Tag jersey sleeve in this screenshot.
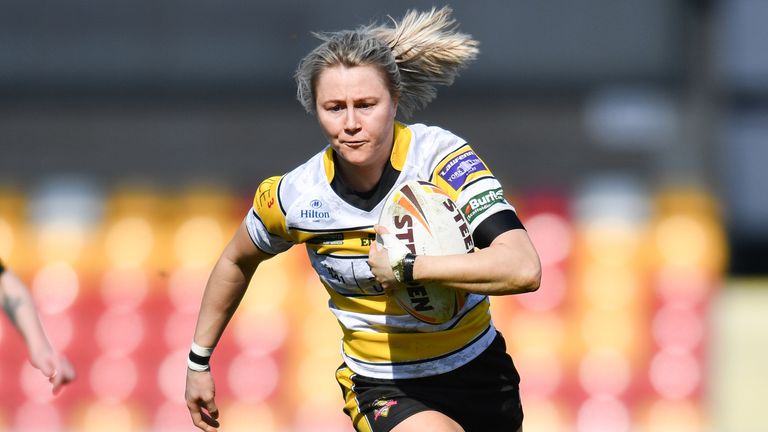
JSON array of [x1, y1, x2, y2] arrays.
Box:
[[245, 176, 294, 255], [430, 144, 494, 199], [428, 139, 517, 234]]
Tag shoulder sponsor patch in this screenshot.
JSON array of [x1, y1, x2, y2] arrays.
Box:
[[462, 187, 506, 223], [437, 149, 488, 191]]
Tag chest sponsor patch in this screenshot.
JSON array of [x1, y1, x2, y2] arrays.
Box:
[[299, 199, 330, 220], [462, 188, 506, 223], [438, 150, 488, 190], [306, 233, 344, 245]]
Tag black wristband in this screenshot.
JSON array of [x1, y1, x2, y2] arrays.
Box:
[[188, 350, 211, 367], [402, 253, 416, 283]]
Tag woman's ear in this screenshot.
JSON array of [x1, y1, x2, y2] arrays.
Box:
[[391, 91, 400, 116]]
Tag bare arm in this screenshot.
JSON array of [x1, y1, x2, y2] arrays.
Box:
[[191, 220, 272, 347], [413, 229, 541, 295], [0, 267, 76, 393], [370, 227, 541, 296], [185, 219, 275, 432]]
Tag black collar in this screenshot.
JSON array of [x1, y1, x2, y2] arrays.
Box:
[[330, 153, 400, 212]]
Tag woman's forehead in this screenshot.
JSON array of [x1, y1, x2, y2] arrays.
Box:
[[315, 65, 390, 99]]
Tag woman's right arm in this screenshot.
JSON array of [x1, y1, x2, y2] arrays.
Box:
[[185, 219, 274, 432], [0, 265, 76, 393]]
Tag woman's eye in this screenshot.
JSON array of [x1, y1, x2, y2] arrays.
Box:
[[329, 105, 343, 112]]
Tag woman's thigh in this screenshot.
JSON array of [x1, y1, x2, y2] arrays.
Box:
[[391, 410, 464, 432]]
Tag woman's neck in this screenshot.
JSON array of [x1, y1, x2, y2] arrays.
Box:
[[334, 139, 394, 193], [335, 157, 386, 193]]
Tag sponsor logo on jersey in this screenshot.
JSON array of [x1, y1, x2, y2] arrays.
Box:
[[360, 233, 376, 247], [372, 399, 398, 421], [307, 233, 344, 245], [438, 150, 487, 190], [300, 199, 330, 220], [462, 188, 506, 223], [442, 197, 474, 250]]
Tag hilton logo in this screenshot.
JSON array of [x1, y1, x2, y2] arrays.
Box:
[[301, 199, 330, 220]]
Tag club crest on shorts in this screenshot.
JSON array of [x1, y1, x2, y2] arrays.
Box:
[[372, 399, 398, 421]]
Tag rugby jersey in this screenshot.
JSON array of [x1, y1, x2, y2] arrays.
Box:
[[245, 122, 517, 379]]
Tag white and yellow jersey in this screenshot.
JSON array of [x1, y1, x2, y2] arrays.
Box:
[[245, 122, 517, 379]]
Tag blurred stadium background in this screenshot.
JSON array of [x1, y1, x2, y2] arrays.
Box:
[[1, 0, 766, 431]]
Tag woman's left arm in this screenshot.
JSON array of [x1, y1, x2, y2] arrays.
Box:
[[370, 227, 541, 296], [415, 228, 541, 295]]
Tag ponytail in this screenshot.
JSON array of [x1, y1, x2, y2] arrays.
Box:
[[373, 7, 479, 117], [294, 6, 478, 118]]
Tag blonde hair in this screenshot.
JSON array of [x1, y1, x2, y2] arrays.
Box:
[[294, 6, 479, 118]]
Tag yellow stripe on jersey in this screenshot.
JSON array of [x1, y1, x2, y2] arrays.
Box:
[[304, 230, 377, 256], [336, 366, 373, 432], [322, 147, 335, 183], [342, 301, 491, 363], [430, 144, 493, 201], [390, 122, 412, 171], [323, 122, 410, 180], [252, 176, 290, 240], [325, 283, 405, 315]]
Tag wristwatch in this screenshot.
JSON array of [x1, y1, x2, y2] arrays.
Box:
[[394, 253, 416, 284]]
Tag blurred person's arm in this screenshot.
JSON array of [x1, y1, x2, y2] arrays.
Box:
[[185, 220, 274, 432], [0, 262, 76, 394]]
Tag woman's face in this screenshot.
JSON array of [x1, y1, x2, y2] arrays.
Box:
[[314, 64, 398, 170]]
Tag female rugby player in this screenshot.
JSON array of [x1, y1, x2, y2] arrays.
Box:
[[185, 7, 541, 431]]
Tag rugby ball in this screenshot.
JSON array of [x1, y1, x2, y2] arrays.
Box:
[[377, 179, 474, 324]]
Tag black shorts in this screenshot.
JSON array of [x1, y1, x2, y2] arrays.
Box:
[[336, 332, 523, 432]]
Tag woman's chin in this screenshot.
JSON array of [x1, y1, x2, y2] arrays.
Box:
[[335, 150, 374, 168]]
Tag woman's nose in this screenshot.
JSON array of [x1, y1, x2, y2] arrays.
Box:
[[344, 108, 361, 133]]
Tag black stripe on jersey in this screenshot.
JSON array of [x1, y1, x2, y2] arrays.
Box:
[[352, 324, 493, 366], [307, 246, 368, 259], [338, 291, 386, 298], [286, 224, 374, 233], [321, 254, 370, 260], [250, 209, 273, 233], [247, 210, 279, 256], [247, 209, 261, 246], [445, 295, 488, 330], [472, 210, 525, 249], [276, 176, 287, 216]]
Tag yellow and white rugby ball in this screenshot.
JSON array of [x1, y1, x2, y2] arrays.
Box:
[[377, 179, 474, 324]]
